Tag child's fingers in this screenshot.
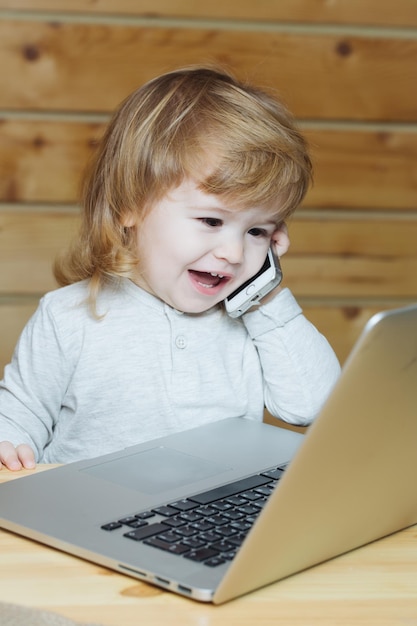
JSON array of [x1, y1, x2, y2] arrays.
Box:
[[0, 441, 36, 470], [16, 444, 36, 469], [0, 441, 22, 470]]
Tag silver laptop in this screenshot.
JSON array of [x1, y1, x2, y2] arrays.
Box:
[[1, 304, 417, 604]]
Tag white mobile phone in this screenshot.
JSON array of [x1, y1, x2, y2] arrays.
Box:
[[224, 247, 283, 318]]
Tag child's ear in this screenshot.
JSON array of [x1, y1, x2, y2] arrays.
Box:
[[271, 223, 290, 258]]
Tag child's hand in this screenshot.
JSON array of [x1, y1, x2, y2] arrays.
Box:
[[271, 223, 290, 258], [257, 224, 290, 307], [0, 441, 36, 471]]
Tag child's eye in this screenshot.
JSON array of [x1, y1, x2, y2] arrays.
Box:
[[248, 227, 269, 238], [200, 217, 223, 228]]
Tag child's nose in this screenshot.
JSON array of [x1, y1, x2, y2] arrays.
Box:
[[214, 238, 244, 264]]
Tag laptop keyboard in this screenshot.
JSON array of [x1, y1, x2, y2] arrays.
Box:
[[101, 466, 286, 567]]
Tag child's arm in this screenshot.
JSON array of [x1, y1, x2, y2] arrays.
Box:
[[242, 288, 341, 426], [0, 295, 70, 466], [240, 225, 340, 426], [0, 441, 36, 471]]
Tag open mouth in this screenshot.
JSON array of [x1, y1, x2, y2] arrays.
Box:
[[188, 270, 230, 289]]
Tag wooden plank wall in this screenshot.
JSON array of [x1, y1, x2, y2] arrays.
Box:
[[0, 1, 417, 376]]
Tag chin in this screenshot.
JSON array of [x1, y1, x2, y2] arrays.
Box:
[[173, 300, 221, 315]]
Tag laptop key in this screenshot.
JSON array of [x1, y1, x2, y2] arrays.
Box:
[[157, 531, 180, 543], [101, 521, 122, 531], [254, 486, 274, 496], [216, 525, 238, 538], [228, 534, 247, 548], [124, 519, 149, 529], [230, 521, 252, 531], [204, 556, 226, 567], [190, 520, 215, 532], [252, 498, 268, 510], [198, 530, 221, 543], [204, 514, 229, 526], [210, 540, 235, 553], [124, 522, 168, 541], [178, 511, 203, 523], [174, 525, 198, 537], [118, 516, 140, 525], [237, 504, 259, 515], [221, 551, 236, 561], [152, 505, 178, 517], [134, 511, 155, 520], [189, 474, 272, 505], [181, 537, 206, 549], [222, 510, 245, 521], [144, 537, 190, 555], [195, 505, 219, 516], [210, 501, 233, 511], [225, 495, 247, 506], [169, 499, 198, 512], [261, 468, 285, 480], [240, 490, 263, 501], [185, 547, 219, 562], [162, 516, 187, 528]]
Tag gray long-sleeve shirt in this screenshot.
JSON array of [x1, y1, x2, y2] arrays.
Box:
[[0, 279, 340, 463]]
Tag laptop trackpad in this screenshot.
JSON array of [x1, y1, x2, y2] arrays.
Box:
[[82, 446, 230, 495]]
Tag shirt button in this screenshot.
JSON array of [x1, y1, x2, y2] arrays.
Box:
[[175, 335, 187, 349]]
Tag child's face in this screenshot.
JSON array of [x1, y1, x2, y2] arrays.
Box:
[[132, 178, 278, 313]]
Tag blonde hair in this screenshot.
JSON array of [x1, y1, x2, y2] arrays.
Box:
[[54, 66, 312, 302]]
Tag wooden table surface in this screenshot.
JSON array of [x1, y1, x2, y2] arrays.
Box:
[[1, 465, 417, 626]]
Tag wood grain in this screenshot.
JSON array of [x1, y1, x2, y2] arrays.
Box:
[[0, 0, 417, 27], [304, 129, 417, 210], [0, 119, 103, 203], [0, 210, 78, 293], [1, 20, 416, 120], [2, 119, 417, 209]]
